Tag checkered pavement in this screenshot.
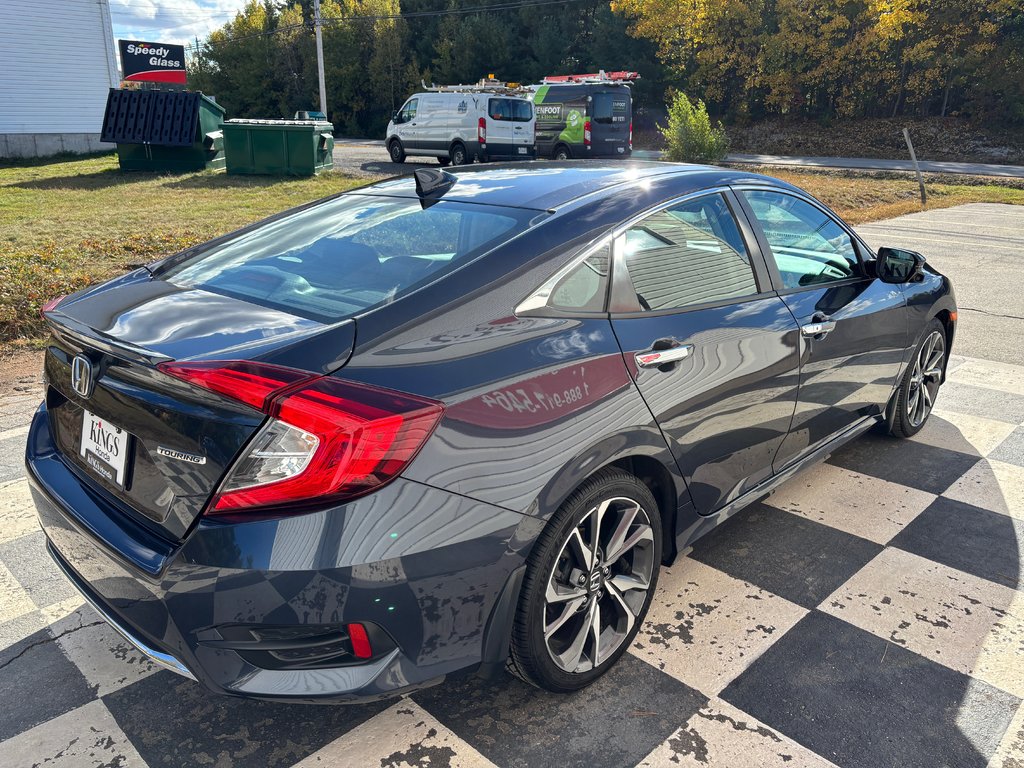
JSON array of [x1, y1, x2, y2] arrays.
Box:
[[1, 353, 1023, 768]]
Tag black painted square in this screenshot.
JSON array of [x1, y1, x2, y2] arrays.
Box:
[[0, 625, 96, 742], [688, 504, 882, 608], [890, 496, 1024, 589], [415, 653, 706, 768], [720, 611, 1019, 768], [102, 671, 390, 768], [827, 431, 979, 495]]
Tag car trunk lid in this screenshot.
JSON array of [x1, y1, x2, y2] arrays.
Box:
[[42, 274, 355, 542]]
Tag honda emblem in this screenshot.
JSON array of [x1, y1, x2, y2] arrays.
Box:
[[70, 355, 95, 398]]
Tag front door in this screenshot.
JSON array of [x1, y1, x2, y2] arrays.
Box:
[[736, 188, 908, 469], [394, 98, 420, 149], [609, 191, 801, 514]]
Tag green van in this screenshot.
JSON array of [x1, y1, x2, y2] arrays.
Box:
[[531, 80, 632, 160]]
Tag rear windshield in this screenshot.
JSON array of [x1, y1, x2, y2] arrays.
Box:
[[592, 92, 629, 124], [489, 97, 533, 122], [159, 196, 538, 322]]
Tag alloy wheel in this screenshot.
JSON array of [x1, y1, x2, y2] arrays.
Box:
[[542, 496, 655, 674], [907, 329, 945, 427]]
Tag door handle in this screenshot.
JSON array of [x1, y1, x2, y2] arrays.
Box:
[[636, 343, 694, 369], [801, 314, 837, 338]]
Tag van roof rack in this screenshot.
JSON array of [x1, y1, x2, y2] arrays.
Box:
[[540, 70, 640, 84], [420, 77, 532, 96]]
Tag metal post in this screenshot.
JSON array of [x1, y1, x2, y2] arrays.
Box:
[[902, 127, 927, 207], [313, 0, 327, 116]]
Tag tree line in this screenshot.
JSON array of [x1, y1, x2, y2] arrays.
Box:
[[187, 0, 1022, 137]]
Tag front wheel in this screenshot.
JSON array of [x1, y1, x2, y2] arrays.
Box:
[[449, 143, 469, 166], [890, 318, 946, 438], [508, 468, 661, 692], [388, 140, 406, 163]]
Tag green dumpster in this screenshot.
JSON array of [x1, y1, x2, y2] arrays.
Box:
[[100, 89, 225, 172], [222, 119, 335, 176]]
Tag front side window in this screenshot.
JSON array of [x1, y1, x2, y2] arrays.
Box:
[[622, 194, 758, 311], [742, 190, 859, 289], [398, 98, 417, 123], [159, 197, 537, 322]]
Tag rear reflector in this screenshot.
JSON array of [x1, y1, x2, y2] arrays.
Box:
[[347, 623, 372, 659], [159, 360, 443, 515]]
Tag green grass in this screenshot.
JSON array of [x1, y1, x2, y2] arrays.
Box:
[[1, 152, 1022, 347], [0, 152, 364, 343]]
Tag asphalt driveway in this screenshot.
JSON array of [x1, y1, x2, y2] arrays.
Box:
[[0, 204, 1022, 768]]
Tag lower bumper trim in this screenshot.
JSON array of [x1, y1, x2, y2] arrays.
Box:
[[47, 542, 197, 681]]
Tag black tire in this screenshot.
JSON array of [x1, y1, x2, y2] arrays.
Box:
[[508, 467, 661, 692], [388, 139, 406, 163], [449, 143, 468, 166], [437, 156, 451, 167], [553, 145, 572, 161], [890, 317, 946, 438]]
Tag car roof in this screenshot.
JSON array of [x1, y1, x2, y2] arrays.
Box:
[[349, 161, 795, 211]]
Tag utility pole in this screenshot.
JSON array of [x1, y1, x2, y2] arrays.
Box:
[[313, 0, 327, 116]]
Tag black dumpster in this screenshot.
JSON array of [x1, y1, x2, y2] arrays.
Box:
[[100, 89, 225, 172]]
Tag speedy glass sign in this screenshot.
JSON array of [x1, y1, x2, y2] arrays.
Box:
[[118, 39, 186, 84]]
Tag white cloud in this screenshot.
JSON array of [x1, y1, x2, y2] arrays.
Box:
[[109, 0, 248, 47]]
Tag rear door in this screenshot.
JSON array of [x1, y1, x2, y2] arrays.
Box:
[[609, 190, 801, 514], [735, 187, 908, 469], [589, 89, 630, 156]]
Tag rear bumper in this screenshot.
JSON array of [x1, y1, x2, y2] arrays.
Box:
[[26, 402, 529, 702], [480, 142, 535, 160]]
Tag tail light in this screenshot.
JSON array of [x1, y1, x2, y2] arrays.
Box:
[[584, 120, 592, 148], [629, 120, 633, 151], [158, 361, 444, 516], [478, 117, 486, 144]]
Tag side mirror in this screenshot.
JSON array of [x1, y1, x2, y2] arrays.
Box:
[[392, 112, 401, 124], [875, 246, 926, 284]]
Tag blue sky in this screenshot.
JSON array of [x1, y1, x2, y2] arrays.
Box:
[[108, 0, 249, 48]]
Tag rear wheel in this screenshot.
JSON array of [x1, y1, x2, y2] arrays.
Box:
[[449, 143, 468, 166], [553, 145, 572, 161], [388, 139, 406, 163], [890, 318, 946, 438], [508, 468, 661, 692]]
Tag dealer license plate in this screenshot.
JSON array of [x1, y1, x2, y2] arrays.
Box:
[[518, 147, 527, 154], [80, 410, 129, 488]]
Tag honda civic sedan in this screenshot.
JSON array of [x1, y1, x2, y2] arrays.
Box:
[[27, 162, 956, 701]]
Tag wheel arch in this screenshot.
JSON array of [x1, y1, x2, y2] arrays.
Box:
[[524, 426, 690, 566]]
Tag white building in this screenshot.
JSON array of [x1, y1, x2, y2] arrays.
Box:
[[0, 0, 120, 158]]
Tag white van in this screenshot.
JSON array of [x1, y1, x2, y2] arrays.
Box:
[[385, 84, 536, 166]]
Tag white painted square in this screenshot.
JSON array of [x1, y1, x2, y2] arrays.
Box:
[[822, 548, 1024, 698], [291, 699, 497, 768], [765, 462, 935, 544], [0, 479, 39, 546], [0, 699, 147, 767], [50, 604, 157, 697], [630, 559, 806, 696], [639, 697, 839, 768], [945, 459, 1024, 521]]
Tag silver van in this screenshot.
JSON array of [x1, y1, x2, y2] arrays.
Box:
[[386, 83, 536, 166]]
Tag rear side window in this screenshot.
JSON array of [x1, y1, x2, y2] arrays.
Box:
[[489, 98, 533, 122], [742, 190, 859, 289], [591, 92, 628, 124], [160, 197, 538, 322], [622, 194, 758, 311]]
